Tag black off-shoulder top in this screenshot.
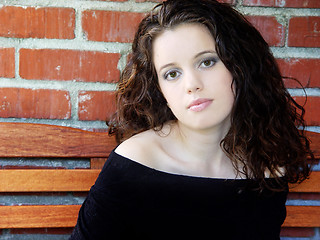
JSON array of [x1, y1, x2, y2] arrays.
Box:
[[70, 149, 288, 240]]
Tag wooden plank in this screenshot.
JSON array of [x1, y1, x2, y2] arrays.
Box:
[[2, 169, 316, 193], [307, 131, 320, 158], [283, 206, 320, 227], [0, 122, 117, 157], [0, 205, 80, 228], [0, 169, 316, 193], [289, 171, 320, 193], [0, 169, 100, 192], [91, 157, 107, 169], [1, 205, 319, 229]]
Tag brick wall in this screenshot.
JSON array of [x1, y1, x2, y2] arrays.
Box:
[[0, 0, 319, 239], [0, 0, 319, 132], [0, 0, 149, 131]]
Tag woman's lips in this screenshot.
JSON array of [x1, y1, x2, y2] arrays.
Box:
[[187, 99, 213, 112]]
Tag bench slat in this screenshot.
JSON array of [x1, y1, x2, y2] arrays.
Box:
[[289, 171, 320, 192], [307, 131, 320, 158], [0, 169, 100, 192], [0, 122, 116, 157], [0, 169, 317, 193], [0, 205, 319, 228], [0, 205, 80, 228], [283, 206, 320, 227]]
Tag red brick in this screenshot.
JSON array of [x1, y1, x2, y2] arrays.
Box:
[[288, 17, 320, 47], [0, 48, 15, 78], [243, 0, 320, 8], [246, 16, 285, 47], [19, 49, 120, 82], [280, 227, 315, 237], [0, 88, 71, 119], [293, 96, 320, 126], [82, 11, 145, 43], [0, 6, 75, 39], [277, 58, 320, 88], [78, 91, 116, 121]]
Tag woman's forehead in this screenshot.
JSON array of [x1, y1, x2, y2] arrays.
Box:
[[152, 24, 216, 67]]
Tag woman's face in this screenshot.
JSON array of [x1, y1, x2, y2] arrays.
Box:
[[153, 23, 234, 132]]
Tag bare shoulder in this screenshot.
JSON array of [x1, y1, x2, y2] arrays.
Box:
[[115, 129, 162, 167], [264, 166, 286, 178]]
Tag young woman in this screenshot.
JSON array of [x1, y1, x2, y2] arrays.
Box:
[[71, 0, 313, 239]]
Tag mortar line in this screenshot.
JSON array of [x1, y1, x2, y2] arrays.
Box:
[[0, 117, 109, 129]]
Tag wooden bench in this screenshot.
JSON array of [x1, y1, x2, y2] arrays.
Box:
[[0, 122, 116, 230], [0, 122, 318, 234]]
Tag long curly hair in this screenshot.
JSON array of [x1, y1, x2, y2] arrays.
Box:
[[108, 0, 313, 190]]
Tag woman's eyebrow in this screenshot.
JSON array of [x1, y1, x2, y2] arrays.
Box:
[[194, 50, 217, 58], [159, 63, 176, 72]]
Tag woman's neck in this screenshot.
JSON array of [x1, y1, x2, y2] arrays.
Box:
[[163, 120, 231, 166], [155, 120, 238, 178]]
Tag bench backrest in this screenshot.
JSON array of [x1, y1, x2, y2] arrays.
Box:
[[0, 122, 318, 231], [0, 122, 116, 229]]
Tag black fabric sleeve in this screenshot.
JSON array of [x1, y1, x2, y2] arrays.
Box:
[[69, 153, 129, 240]]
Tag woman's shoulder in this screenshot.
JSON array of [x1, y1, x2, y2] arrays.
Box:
[[93, 130, 162, 190], [114, 129, 164, 170]]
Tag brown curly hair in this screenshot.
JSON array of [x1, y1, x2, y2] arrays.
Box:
[[108, 0, 313, 190]]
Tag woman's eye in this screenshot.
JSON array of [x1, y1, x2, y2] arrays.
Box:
[[164, 70, 180, 81], [200, 59, 216, 68]]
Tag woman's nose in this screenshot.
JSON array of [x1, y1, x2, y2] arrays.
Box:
[[185, 70, 203, 94]]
